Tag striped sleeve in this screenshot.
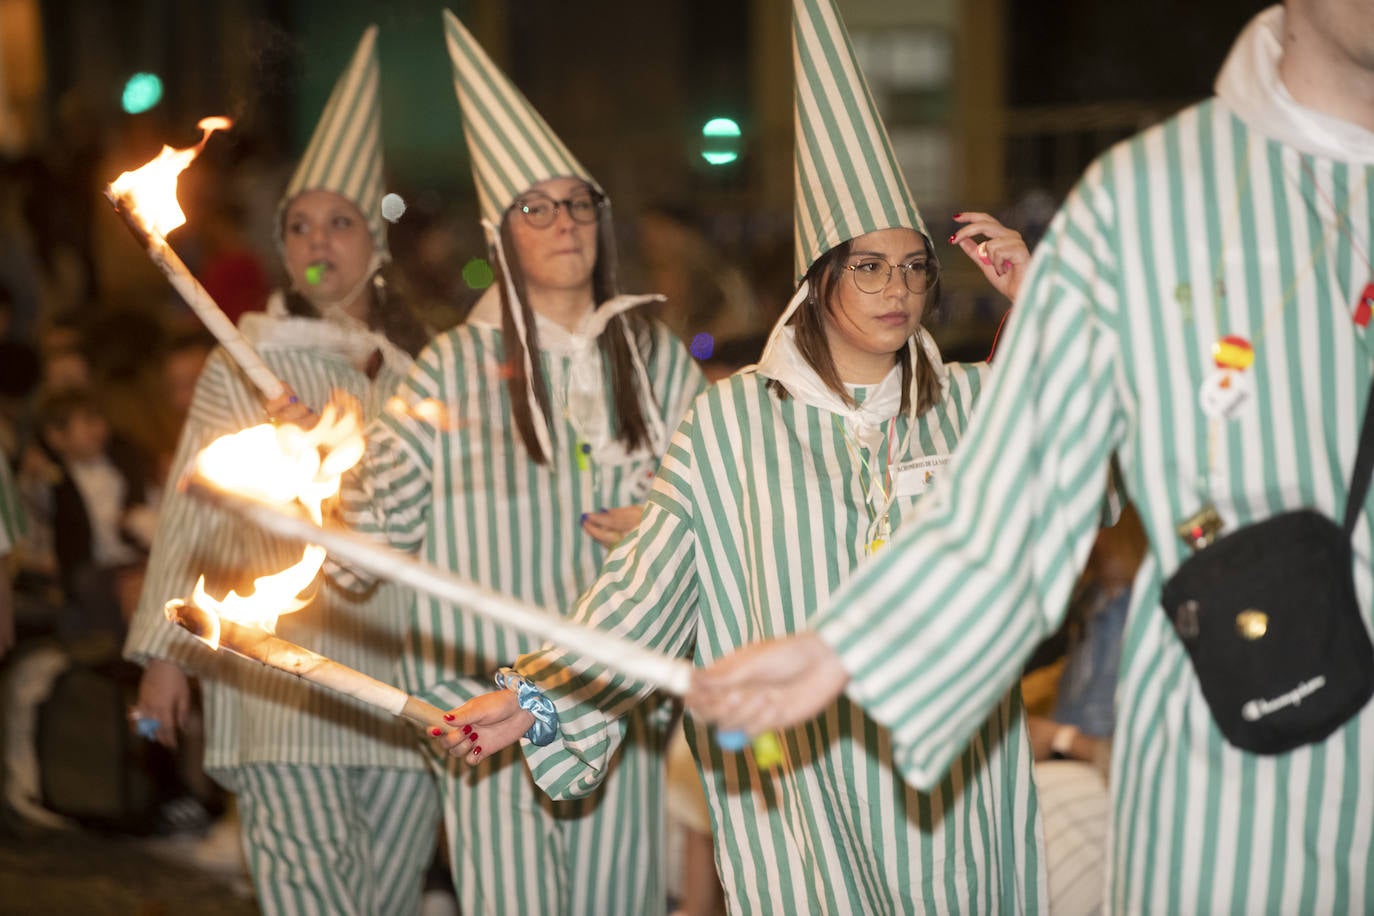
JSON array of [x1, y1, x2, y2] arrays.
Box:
[[516, 403, 704, 800], [812, 164, 1132, 790], [340, 337, 446, 564], [124, 350, 263, 670], [0, 458, 24, 555]]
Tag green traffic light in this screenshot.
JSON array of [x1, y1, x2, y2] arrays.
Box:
[[700, 117, 742, 166], [702, 117, 741, 138]]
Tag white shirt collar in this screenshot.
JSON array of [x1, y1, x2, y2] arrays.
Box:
[[753, 323, 947, 449], [1215, 5, 1374, 164]]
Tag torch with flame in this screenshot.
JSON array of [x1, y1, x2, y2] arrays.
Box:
[[105, 117, 286, 401], [184, 404, 360, 644], [177, 408, 694, 699], [165, 405, 449, 731]]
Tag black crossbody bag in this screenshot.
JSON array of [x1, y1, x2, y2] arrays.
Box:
[[1160, 382, 1374, 755]]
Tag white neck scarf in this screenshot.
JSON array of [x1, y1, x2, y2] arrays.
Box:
[[757, 325, 902, 449], [1215, 5, 1374, 164], [467, 283, 670, 462], [753, 321, 947, 452], [243, 290, 413, 379]]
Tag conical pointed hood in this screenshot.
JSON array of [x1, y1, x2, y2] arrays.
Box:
[[443, 8, 602, 225], [279, 25, 388, 258], [792, 0, 928, 279]]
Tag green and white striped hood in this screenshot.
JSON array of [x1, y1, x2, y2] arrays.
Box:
[[792, 0, 928, 279], [279, 25, 388, 258], [443, 8, 602, 225]]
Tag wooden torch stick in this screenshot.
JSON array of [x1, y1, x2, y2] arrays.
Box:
[[165, 598, 448, 730], [104, 188, 286, 401], [182, 472, 695, 697]]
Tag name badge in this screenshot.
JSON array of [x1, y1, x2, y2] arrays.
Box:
[[891, 455, 948, 497]]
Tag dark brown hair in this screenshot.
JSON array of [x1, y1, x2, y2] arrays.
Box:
[[37, 386, 103, 433], [496, 192, 654, 465], [769, 236, 941, 417]]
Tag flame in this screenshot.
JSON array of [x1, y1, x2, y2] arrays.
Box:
[[108, 116, 232, 238], [385, 396, 459, 431], [190, 403, 362, 643]]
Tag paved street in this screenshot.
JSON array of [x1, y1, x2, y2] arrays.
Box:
[[0, 820, 257, 916]]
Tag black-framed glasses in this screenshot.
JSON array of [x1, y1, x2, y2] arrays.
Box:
[[511, 190, 605, 228], [843, 257, 941, 295]]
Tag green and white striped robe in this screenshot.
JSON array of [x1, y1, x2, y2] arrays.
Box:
[[124, 335, 428, 775], [519, 366, 1046, 915], [348, 317, 705, 916], [815, 99, 1374, 914]]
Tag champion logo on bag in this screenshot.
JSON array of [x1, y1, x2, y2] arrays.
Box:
[[1241, 676, 1328, 722]]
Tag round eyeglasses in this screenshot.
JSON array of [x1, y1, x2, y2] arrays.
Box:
[[511, 191, 605, 229], [843, 257, 941, 295]]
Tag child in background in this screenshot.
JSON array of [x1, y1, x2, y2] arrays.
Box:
[[36, 387, 154, 646]]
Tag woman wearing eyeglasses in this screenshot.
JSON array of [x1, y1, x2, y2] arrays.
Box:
[[337, 13, 706, 916], [439, 218, 1032, 913], [427, 0, 1047, 910]]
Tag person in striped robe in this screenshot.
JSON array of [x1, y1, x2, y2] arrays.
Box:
[[336, 11, 707, 915], [690, 3, 1374, 914], [123, 29, 441, 916], [431, 0, 1045, 912]]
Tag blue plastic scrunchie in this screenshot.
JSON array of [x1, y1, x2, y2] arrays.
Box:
[[495, 667, 559, 747]]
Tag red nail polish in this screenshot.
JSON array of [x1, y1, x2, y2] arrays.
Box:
[[948, 234, 957, 243], [461, 724, 472, 735], [470, 732, 479, 742], [473, 746, 482, 756], [443, 713, 456, 722], [953, 212, 963, 219], [430, 727, 444, 737]]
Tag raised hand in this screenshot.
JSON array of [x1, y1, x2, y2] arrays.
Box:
[[950, 212, 1032, 303]]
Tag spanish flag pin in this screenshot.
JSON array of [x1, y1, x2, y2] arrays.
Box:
[[1355, 282, 1374, 328], [1211, 335, 1254, 372]]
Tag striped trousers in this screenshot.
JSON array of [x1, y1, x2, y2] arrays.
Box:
[[233, 764, 440, 916], [429, 706, 668, 916]]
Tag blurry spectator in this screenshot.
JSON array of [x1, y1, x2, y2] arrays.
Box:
[[665, 724, 725, 916], [1027, 503, 1146, 770], [162, 329, 214, 428], [1023, 503, 1147, 916], [0, 457, 24, 661], [35, 92, 104, 315], [0, 156, 44, 344], [0, 329, 40, 459], [36, 387, 154, 647], [394, 204, 476, 331], [198, 216, 270, 325], [636, 204, 767, 351], [183, 175, 270, 326], [77, 306, 184, 481], [36, 313, 90, 392], [38, 346, 89, 393]]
